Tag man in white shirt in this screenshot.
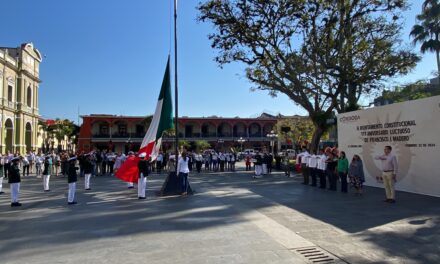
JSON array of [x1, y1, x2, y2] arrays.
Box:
[[156, 152, 164, 174], [22, 156, 30, 177], [212, 152, 219, 172], [317, 149, 328, 189], [375, 145, 398, 203], [298, 148, 310, 185], [308, 152, 318, 186], [177, 151, 190, 195]]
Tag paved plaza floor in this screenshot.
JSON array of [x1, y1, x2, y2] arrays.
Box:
[[1, 163, 439, 264]]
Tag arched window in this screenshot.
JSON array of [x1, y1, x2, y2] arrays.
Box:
[[27, 86, 32, 107]]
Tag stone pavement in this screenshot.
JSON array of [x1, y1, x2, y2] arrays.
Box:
[[0, 164, 439, 264]]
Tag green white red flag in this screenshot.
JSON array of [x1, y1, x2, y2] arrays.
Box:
[[116, 57, 173, 183]]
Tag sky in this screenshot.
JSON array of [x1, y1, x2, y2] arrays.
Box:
[[1, 0, 435, 124]]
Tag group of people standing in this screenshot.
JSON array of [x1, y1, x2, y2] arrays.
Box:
[[296, 145, 398, 203], [247, 152, 273, 178], [0, 150, 83, 206]]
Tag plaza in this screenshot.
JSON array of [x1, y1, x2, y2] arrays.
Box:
[[1, 163, 439, 264]]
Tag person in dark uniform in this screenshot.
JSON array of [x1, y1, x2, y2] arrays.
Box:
[[137, 153, 149, 199], [326, 152, 338, 191], [266, 153, 273, 174], [67, 156, 79, 205], [42, 156, 52, 192], [9, 157, 22, 207]]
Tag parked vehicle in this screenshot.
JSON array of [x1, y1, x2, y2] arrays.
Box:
[[278, 149, 296, 158]]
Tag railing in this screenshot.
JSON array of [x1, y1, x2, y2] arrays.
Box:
[[92, 133, 145, 139], [92, 134, 110, 138], [112, 133, 130, 138], [201, 133, 217, 138]]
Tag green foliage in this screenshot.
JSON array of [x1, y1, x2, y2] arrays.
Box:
[[382, 80, 440, 103], [194, 140, 211, 152], [39, 119, 78, 149], [410, 0, 440, 74], [198, 0, 419, 151], [179, 140, 190, 150]]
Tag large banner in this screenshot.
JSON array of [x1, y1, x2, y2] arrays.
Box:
[[337, 95, 440, 197]]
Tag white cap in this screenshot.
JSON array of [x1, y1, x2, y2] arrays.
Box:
[[139, 152, 146, 158]]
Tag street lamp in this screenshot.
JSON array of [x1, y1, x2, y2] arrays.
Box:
[[266, 130, 278, 156], [237, 137, 246, 152]]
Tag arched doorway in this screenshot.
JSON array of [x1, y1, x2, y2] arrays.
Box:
[[5, 119, 14, 153], [25, 122, 32, 151]]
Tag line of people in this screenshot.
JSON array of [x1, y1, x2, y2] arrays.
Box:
[[296, 145, 398, 203], [296, 147, 365, 195]]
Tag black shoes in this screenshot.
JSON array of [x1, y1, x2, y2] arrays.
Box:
[[85, 188, 91, 191], [0, 191, 4, 195], [138, 197, 146, 199], [67, 201, 78, 205], [11, 202, 22, 207], [44, 190, 51, 192], [128, 186, 134, 189]]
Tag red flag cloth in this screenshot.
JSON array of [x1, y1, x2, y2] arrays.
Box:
[[116, 156, 140, 183], [46, 119, 56, 126]]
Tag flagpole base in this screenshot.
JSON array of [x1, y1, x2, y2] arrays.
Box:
[[158, 171, 194, 196]]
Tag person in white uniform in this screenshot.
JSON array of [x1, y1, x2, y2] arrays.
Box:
[[9, 157, 22, 207], [137, 153, 149, 199], [67, 156, 79, 205], [42, 156, 52, 192]]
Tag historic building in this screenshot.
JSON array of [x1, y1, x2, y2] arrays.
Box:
[[0, 43, 42, 154], [78, 114, 278, 153]]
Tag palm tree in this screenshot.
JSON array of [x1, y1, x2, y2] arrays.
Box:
[[410, 0, 440, 76]]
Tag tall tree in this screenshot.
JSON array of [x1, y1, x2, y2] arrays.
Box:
[[410, 0, 440, 76], [198, 0, 419, 151]]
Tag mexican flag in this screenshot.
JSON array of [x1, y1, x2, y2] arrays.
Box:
[[138, 57, 173, 160], [116, 57, 173, 183]]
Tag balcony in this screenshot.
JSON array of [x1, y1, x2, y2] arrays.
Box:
[[201, 133, 217, 138], [92, 134, 110, 138], [112, 133, 130, 138], [92, 133, 145, 139]]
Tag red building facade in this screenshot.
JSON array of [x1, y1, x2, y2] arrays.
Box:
[[78, 114, 277, 153]]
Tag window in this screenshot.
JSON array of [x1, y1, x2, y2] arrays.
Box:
[[118, 124, 127, 135], [8, 85, 13, 101], [27, 86, 32, 107], [99, 124, 109, 135], [136, 125, 144, 136]]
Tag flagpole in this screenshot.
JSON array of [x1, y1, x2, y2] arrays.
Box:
[[174, 0, 179, 168]]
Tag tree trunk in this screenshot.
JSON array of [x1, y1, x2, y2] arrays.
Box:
[[310, 125, 325, 153]]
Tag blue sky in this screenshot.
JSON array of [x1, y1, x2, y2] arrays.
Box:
[[2, 0, 435, 123]]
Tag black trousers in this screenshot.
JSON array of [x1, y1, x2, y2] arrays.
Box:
[[4, 163, 10, 178], [339, 172, 348, 193], [156, 161, 162, 173], [310, 168, 317, 186], [327, 170, 337, 191], [23, 165, 30, 176], [196, 161, 202, 173], [319, 169, 326, 188], [302, 164, 309, 184]]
